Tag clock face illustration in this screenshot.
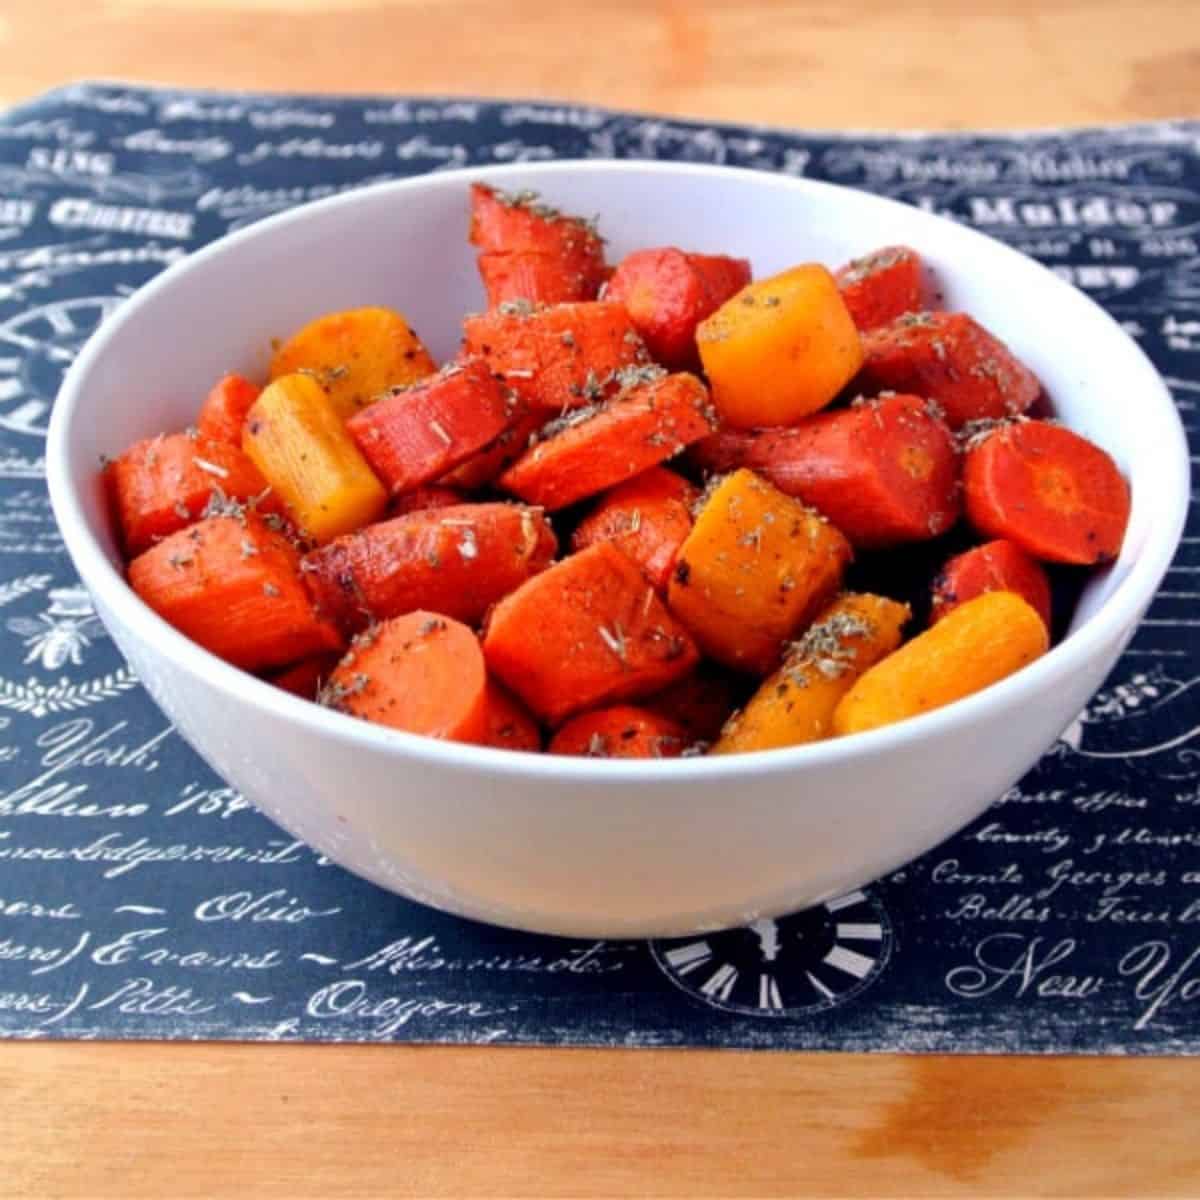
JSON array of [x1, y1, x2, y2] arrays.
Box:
[[0, 296, 124, 437], [650, 889, 892, 1017]]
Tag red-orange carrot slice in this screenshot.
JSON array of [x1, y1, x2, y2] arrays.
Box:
[[478, 251, 600, 307], [931, 539, 1052, 629], [439, 403, 545, 491], [690, 393, 960, 547], [549, 705, 687, 758], [963, 419, 1131, 564], [482, 542, 699, 725], [127, 514, 343, 671], [107, 432, 283, 557], [388, 485, 468, 517], [835, 246, 923, 331], [197, 374, 263, 445], [301, 502, 557, 634], [571, 466, 699, 591], [320, 611, 486, 742], [267, 652, 341, 700], [480, 680, 542, 752], [498, 371, 717, 510], [346, 358, 513, 496]]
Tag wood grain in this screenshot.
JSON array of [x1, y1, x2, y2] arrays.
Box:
[[1, 2, 1199, 1196]]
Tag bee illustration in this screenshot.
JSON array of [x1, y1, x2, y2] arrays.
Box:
[[6, 585, 108, 671]]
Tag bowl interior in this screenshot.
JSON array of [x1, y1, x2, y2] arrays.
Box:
[[55, 161, 1185, 726]]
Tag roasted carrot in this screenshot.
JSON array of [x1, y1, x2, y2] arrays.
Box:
[[439, 402, 545, 490], [835, 246, 923, 331], [570, 465, 699, 590], [604, 247, 751, 369], [690, 394, 961, 547], [267, 652, 341, 700], [107, 431, 282, 557], [931, 539, 1052, 629], [346, 358, 514, 496], [482, 542, 699, 725], [832, 590, 1049, 735], [270, 306, 436, 418], [498, 371, 717, 510], [858, 311, 1040, 429], [696, 264, 863, 428], [389, 485, 468, 517], [197, 374, 262, 445], [469, 183, 607, 297], [478, 251, 599, 307], [243, 373, 388, 544], [461, 301, 646, 414], [642, 664, 743, 742], [962, 419, 1131, 564], [667, 469, 853, 674], [712, 593, 910, 754], [320, 612, 487, 742], [301, 502, 557, 634], [481, 679, 542, 752], [549, 706, 687, 758], [127, 514, 343, 672]]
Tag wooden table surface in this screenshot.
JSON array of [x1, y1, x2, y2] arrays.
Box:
[[1, 2, 1198, 1196]]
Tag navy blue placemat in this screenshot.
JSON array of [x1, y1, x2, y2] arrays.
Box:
[[0, 84, 1196, 1051]]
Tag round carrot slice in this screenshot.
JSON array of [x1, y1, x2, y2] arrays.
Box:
[[964, 421, 1131, 565], [549, 706, 687, 758], [931, 539, 1052, 629], [321, 611, 487, 742]]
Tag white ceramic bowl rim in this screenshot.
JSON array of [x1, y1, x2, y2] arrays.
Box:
[[47, 159, 1192, 784]]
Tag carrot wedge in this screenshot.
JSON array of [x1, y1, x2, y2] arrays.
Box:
[[571, 466, 699, 591], [832, 591, 1048, 735], [835, 246, 923, 331], [107, 432, 282, 557], [498, 371, 718, 510], [346, 359, 514, 496], [963, 420, 1131, 564], [713, 593, 910, 753], [197, 374, 262, 445], [301, 502, 557, 634], [320, 612, 487, 742], [482, 542, 699, 725], [549, 706, 687, 758], [690, 394, 961, 547], [931, 539, 1052, 629], [478, 251, 599, 307], [667, 469, 853, 675], [127, 514, 344, 672]]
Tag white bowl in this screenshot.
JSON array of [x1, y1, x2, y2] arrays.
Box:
[[47, 160, 1190, 938]]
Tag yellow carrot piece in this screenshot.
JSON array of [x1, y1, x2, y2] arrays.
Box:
[[666, 468, 852, 675], [243, 373, 387, 543], [832, 590, 1049, 736], [713, 592, 910, 754], [696, 264, 863, 429], [270, 306, 436, 418]]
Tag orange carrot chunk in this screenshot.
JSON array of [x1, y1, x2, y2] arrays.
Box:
[[835, 246, 923, 331], [478, 251, 599, 308], [469, 183, 607, 297], [482, 542, 699, 725], [604, 248, 751, 369], [320, 611, 487, 743], [690, 394, 960, 548], [267, 652, 341, 700], [439, 402, 545, 491], [859, 311, 1040, 429], [301, 502, 557, 635], [481, 680, 543, 752], [346, 359, 513, 496], [931, 539, 1052, 629], [107, 432, 282, 557], [128, 514, 343, 672], [498, 371, 717, 510], [461, 301, 647, 414], [197, 374, 262, 445], [571, 466, 699, 591], [388, 485, 468, 517], [549, 705, 687, 758], [963, 420, 1131, 565]]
